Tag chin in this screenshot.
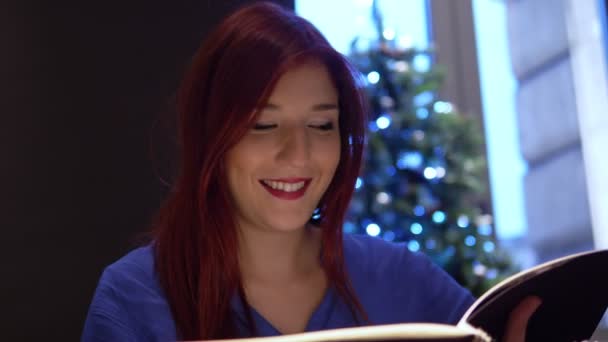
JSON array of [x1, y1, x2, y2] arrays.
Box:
[[264, 218, 310, 233]]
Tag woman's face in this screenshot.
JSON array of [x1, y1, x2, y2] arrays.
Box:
[[226, 60, 341, 235]]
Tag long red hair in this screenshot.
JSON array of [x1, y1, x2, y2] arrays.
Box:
[[152, 2, 368, 339]]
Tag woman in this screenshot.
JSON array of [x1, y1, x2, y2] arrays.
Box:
[[82, 2, 539, 341]]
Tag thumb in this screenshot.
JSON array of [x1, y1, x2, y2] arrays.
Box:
[[503, 296, 542, 342]]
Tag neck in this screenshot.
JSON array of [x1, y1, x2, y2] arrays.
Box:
[[237, 224, 322, 284]]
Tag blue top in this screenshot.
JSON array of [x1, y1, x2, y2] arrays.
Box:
[[82, 233, 475, 341]]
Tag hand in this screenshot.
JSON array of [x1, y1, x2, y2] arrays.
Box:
[[503, 296, 542, 342]]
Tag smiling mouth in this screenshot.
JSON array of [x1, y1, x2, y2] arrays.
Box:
[[259, 178, 312, 200]]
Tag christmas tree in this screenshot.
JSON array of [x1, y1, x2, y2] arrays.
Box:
[[344, 1, 515, 296]]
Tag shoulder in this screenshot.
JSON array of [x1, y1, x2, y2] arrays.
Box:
[[87, 245, 157, 307], [343, 233, 424, 274], [92, 245, 159, 303], [82, 244, 176, 341], [102, 245, 156, 287], [343, 233, 440, 285], [342, 233, 475, 324]]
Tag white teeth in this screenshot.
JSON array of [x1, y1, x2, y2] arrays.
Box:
[[262, 180, 306, 192]]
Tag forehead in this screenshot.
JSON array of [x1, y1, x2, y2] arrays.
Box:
[[265, 60, 338, 106]]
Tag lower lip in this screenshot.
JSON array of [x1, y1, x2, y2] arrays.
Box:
[[260, 180, 311, 200]]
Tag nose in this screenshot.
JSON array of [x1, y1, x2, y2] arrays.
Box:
[[277, 126, 310, 167]]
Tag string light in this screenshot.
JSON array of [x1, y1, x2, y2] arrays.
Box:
[[376, 114, 391, 129], [355, 177, 363, 189], [408, 240, 420, 252], [464, 235, 476, 247], [367, 71, 380, 84], [366, 223, 381, 237], [473, 262, 487, 276], [416, 108, 429, 119], [486, 269, 498, 279], [435, 167, 446, 178], [423, 167, 437, 180], [457, 215, 470, 228], [379, 96, 395, 108], [483, 241, 495, 253], [414, 91, 433, 107], [478, 224, 493, 236], [376, 192, 391, 204], [434, 101, 453, 114], [413, 54, 431, 72], [383, 230, 396, 242], [343, 221, 356, 233], [432, 211, 446, 224], [397, 151, 423, 170], [410, 222, 423, 235], [394, 61, 409, 72], [412, 130, 425, 141], [476, 214, 493, 226]]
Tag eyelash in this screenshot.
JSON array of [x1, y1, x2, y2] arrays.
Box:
[[253, 123, 335, 131], [313, 122, 334, 131], [253, 123, 277, 130]]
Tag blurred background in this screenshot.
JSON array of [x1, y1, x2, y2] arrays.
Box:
[[2, 0, 607, 340]]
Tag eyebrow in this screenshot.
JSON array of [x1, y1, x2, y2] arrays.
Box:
[[263, 103, 339, 111]]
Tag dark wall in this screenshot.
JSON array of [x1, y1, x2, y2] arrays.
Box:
[[1, 1, 293, 340]]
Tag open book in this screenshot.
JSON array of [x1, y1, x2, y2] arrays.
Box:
[[206, 248, 608, 341]]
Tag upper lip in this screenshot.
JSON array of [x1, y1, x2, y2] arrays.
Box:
[[261, 177, 312, 183]]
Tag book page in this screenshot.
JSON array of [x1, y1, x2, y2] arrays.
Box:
[[202, 323, 491, 342]]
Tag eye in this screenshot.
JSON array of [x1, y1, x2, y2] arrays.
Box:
[[253, 123, 277, 131], [310, 122, 335, 131]]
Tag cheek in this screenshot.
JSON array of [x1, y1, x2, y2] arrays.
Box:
[[225, 145, 252, 188], [226, 137, 260, 169], [225, 137, 269, 190], [315, 135, 341, 173], [224, 153, 240, 199]]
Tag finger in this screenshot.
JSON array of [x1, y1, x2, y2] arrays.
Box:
[[503, 296, 542, 342]]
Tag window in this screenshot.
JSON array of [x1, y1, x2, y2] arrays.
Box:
[[296, 0, 428, 55]]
